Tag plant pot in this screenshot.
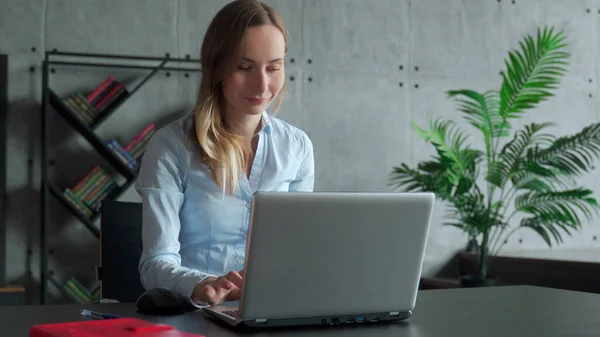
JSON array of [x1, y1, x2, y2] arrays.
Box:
[[459, 275, 498, 288]]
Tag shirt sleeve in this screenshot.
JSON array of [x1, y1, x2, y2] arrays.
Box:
[[289, 131, 315, 192], [135, 124, 213, 305]]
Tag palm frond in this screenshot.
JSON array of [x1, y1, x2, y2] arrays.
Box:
[[389, 164, 435, 192], [518, 189, 598, 246], [499, 26, 569, 120], [390, 163, 453, 199], [525, 122, 600, 177], [411, 117, 480, 184], [447, 89, 509, 144], [487, 122, 555, 188], [446, 192, 503, 233], [510, 170, 575, 191], [390, 155, 479, 200], [520, 216, 574, 246], [515, 189, 600, 228]]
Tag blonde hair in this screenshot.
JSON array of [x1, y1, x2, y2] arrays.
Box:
[[190, 0, 288, 195]]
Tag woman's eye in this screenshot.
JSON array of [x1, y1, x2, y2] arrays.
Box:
[[268, 68, 281, 72]]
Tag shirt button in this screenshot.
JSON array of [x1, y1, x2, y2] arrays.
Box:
[[237, 259, 244, 265], [245, 202, 251, 209]]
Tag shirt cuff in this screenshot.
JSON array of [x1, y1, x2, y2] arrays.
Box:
[[175, 274, 212, 308], [189, 297, 211, 308]]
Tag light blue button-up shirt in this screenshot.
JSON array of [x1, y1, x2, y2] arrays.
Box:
[[135, 111, 314, 302]]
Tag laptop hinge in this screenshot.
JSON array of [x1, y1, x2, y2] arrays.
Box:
[[254, 318, 267, 324], [389, 311, 400, 316]]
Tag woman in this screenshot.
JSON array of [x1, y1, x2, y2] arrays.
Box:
[[135, 0, 314, 307]]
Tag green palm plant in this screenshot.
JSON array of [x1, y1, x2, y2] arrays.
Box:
[[390, 26, 600, 283]]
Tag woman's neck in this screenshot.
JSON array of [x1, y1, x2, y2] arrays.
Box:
[[224, 109, 263, 140]]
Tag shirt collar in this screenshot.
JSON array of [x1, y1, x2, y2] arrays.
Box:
[[258, 110, 272, 134]]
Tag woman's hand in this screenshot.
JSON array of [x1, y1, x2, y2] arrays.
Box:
[[192, 270, 244, 306]]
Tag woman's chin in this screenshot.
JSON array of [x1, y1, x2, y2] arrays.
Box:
[[245, 104, 267, 115]]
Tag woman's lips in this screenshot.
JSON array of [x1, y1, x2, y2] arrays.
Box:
[[247, 97, 266, 105]]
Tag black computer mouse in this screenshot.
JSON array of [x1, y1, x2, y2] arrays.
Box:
[[136, 287, 189, 315]]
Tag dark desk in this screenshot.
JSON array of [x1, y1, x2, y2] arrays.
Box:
[[4, 286, 600, 336]]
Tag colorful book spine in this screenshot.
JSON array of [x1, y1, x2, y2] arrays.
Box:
[[97, 86, 126, 112], [100, 88, 128, 114], [64, 278, 92, 303], [107, 139, 138, 169], [71, 165, 101, 195], [77, 171, 109, 201], [123, 125, 156, 162], [80, 174, 110, 203], [93, 82, 123, 110], [73, 91, 100, 120], [73, 168, 104, 197], [91, 80, 117, 106], [63, 189, 93, 218], [125, 124, 155, 151], [131, 129, 156, 159], [90, 182, 118, 213], [63, 165, 121, 218], [63, 282, 87, 303], [83, 176, 115, 206], [87, 75, 115, 102], [63, 97, 94, 125]]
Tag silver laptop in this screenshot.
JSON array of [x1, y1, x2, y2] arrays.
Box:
[[203, 191, 435, 328]]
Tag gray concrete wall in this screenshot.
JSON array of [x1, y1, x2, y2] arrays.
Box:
[[2, 0, 600, 304]]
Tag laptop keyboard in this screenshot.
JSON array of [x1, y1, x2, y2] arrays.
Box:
[[223, 309, 240, 318]]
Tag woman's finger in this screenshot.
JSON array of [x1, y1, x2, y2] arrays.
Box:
[[203, 284, 218, 304], [227, 287, 242, 301], [225, 271, 244, 288], [205, 284, 231, 305], [215, 276, 236, 290]]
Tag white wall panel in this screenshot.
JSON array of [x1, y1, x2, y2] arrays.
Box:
[[300, 70, 410, 192], [303, 0, 410, 74], [409, 0, 508, 80], [177, 0, 232, 59], [46, 0, 178, 56], [0, 0, 44, 54]]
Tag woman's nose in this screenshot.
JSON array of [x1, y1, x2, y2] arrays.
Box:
[[254, 71, 268, 94]]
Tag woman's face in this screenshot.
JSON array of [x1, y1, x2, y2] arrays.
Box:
[[221, 24, 286, 117]]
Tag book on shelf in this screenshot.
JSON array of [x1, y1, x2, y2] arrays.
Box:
[[106, 123, 156, 170], [60, 75, 129, 127], [63, 277, 100, 303], [108, 139, 138, 169], [63, 165, 119, 217], [128, 124, 156, 160]]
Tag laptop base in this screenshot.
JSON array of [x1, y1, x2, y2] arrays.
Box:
[[203, 305, 412, 328]]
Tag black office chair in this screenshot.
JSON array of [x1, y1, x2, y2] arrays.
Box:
[[98, 200, 145, 303]]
